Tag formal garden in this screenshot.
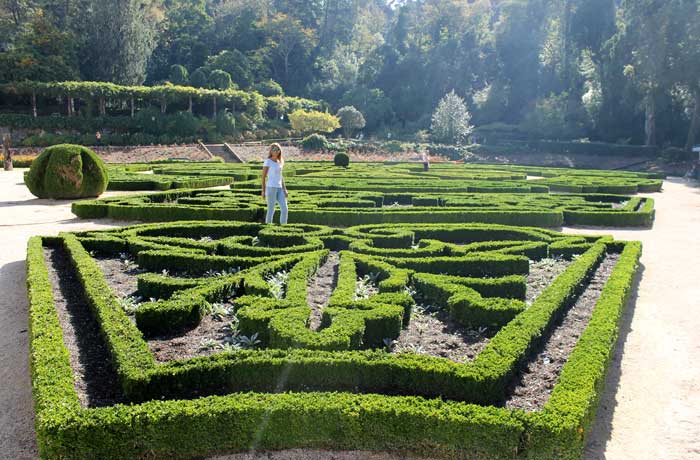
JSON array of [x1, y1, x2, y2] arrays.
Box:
[[9, 141, 660, 459], [4, 1, 700, 459]]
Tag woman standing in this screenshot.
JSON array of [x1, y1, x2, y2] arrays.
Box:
[[420, 150, 430, 171], [261, 143, 288, 224]]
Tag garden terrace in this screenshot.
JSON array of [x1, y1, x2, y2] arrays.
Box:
[[28, 220, 640, 459], [74, 162, 659, 227], [74, 188, 655, 227], [106, 163, 235, 191], [144, 161, 664, 194]]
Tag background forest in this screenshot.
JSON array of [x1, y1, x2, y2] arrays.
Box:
[[2, 0, 700, 148]]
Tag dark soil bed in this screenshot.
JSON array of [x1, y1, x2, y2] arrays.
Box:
[[94, 256, 141, 299], [390, 257, 572, 363], [307, 251, 340, 331], [526, 258, 572, 304], [43, 246, 123, 407], [505, 253, 620, 410], [391, 304, 496, 362], [147, 310, 237, 362]]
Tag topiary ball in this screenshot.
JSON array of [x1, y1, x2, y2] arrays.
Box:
[[25, 144, 108, 199], [333, 152, 350, 167]]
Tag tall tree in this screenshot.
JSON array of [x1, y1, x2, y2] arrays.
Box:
[[619, 0, 675, 146], [263, 13, 316, 93], [82, 0, 162, 85], [147, 0, 212, 83], [0, 9, 78, 82]]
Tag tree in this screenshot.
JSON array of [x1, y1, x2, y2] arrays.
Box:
[[168, 64, 189, 85], [147, 0, 212, 83], [339, 87, 393, 131], [0, 10, 79, 83], [190, 67, 208, 88], [209, 69, 234, 90], [619, 0, 675, 146], [288, 109, 340, 134], [81, 0, 162, 85], [264, 13, 317, 92], [336, 105, 365, 138], [204, 49, 254, 89], [666, 0, 700, 150], [431, 90, 473, 144]]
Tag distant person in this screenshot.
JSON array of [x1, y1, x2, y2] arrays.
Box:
[[95, 131, 102, 146], [261, 143, 288, 224], [421, 151, 430, 171]]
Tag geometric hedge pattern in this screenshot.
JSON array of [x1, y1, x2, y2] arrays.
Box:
[[28, 221, 642, 459], [77, 161, 661, 227]]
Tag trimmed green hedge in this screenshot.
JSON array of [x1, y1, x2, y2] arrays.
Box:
[[68, 160, 659, 228], [25, 144, 108, 199], [27, 221, 642, 459]]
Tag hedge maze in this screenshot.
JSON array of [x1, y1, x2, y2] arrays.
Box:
[[78, 162, 659, 227], [29, 219, 641, 459]]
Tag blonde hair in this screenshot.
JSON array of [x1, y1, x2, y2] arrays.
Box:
[[268, 143, 284, 164]]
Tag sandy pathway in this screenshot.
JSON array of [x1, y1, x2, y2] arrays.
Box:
[[577, 178, 700, 460], [1, 170, 699, 460], [0, 170, 134, 459]]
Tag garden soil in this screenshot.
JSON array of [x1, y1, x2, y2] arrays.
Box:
[[1, 169, 699, 460]]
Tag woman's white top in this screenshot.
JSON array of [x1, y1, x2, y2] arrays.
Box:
[[263, 158, 284, 188]]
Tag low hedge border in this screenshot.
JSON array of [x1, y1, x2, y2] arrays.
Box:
[[46, 226, 606, 403], [27, 224, 641, 459], [27, 223, 641, 459], [71, 186, 657, 228]]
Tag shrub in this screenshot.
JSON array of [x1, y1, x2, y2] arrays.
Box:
[[25, 144, 108, 199], [336, 106, 366, 138], [26, 220, 642, 460], [12, 154, 36, 167], [254, 79, 284, 96], [215, 110, 237, 135], [301, 133, 329, 150], [382, 140, 404, 153], [289, 109, 340, 134], [168, 65, 189, 86], [167, 112, 201, 137], [427, 144, 464, 160], [334, 152, 350, 167], [661, 146, 694, 162]]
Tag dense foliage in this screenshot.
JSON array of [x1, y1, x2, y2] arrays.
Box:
[[27, 220, 641, 459], [2, 1, 700, 147], [25, 144, 108, 198], [72, 161, 660, 227], [333, 152, 350, 167]]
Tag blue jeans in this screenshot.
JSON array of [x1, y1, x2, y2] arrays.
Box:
[[265, 187, 288, 224]]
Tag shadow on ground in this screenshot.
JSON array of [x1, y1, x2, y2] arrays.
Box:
[[0, 259, 38, 460], [583, 264, 644, 459]]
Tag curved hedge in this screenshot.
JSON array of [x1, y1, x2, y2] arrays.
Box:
[[25, 144, 108, 199], [27, 221, 642, 459]]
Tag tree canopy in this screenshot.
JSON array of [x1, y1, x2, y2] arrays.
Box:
[[2, 0, 700, 148]]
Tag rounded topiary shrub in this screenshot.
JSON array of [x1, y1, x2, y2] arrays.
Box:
[[301, 133, 329, 150], [334, 152, 350, 167], [25, 144, 108, 199]]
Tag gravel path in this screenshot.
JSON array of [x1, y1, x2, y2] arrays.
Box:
[[1, 169, 699, 460], [0, 169, 134, 458], [566, 178, 700, 460]]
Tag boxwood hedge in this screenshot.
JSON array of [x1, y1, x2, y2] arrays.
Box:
[[28, 221, 641, 459]]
